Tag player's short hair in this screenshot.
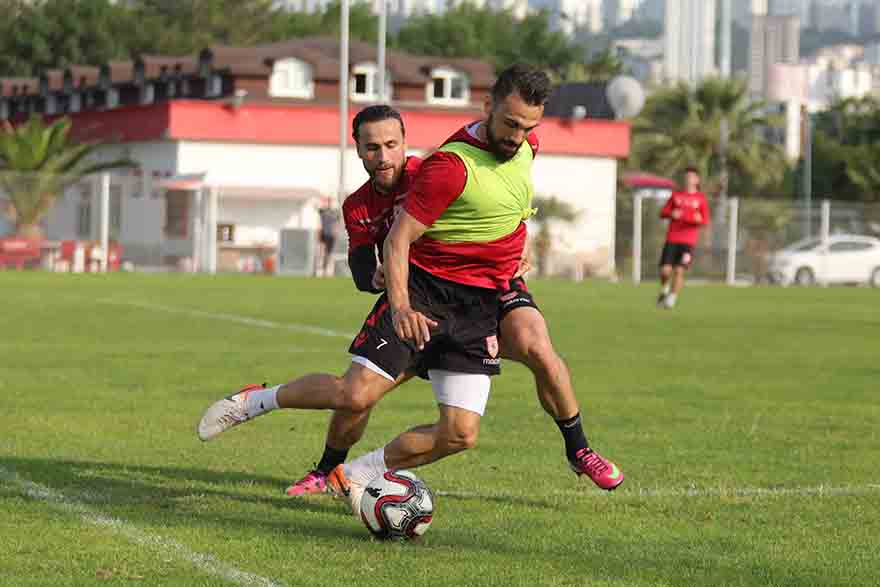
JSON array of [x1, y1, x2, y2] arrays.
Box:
[[491, 64, 553, 107], [352, 105, 405, 143], [684, 166, 700, 175]]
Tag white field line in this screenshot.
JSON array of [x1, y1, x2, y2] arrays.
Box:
[[98, 299, 355, 339], [0, 467, 285, 587], [436, 483, 880, 501]]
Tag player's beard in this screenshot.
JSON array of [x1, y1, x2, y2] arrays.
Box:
[[371, 162, 402, 194], [485, 114, 521, 162]]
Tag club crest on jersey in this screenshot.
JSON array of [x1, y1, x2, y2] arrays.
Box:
[[486, 335, 499, 358]]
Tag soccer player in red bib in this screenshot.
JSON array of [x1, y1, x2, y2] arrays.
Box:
[[657, 166, 710, 309], [197, 71, 623, 512]]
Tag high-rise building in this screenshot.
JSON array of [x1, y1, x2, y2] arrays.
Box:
[[663, 0, 716, 85], [749, 15, 800, 98]]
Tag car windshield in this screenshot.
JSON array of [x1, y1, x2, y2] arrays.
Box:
[[784, 238, 822, 252]]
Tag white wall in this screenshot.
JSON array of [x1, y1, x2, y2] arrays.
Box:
[[531, 155, 619, 276], [37, 140, 620, 274]]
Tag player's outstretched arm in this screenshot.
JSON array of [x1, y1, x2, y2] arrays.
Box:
[[383, 210, 437, 349]]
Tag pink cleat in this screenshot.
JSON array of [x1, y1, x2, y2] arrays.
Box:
[[570, 448, 624, 491], [285, 469, 329, 496]]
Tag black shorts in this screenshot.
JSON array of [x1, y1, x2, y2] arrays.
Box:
[[659, 243, 694, 268], [349, 265, 500, 380], [497, 277, 539, 322]]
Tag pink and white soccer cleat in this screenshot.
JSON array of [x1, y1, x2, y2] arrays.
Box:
[[570, 448, 624, 491], [285, 469, 329, 496]]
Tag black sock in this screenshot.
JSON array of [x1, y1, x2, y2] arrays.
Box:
[[316, 445, 349, 474], [555, 413, 589, 462]]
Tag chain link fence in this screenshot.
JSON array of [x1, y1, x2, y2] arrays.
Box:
[[618, 193, 880, 285]]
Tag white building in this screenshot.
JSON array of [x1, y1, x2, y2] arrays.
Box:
[[663, 0, 716, 85]]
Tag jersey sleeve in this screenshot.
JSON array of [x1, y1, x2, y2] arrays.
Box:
[[343, 198, 375, 250], [403, 151, 467, 228], [698, 196, 710, 226], [660, 194, 675, 219]]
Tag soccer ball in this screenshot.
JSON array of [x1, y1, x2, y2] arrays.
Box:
[[359, 469, 434, 540]]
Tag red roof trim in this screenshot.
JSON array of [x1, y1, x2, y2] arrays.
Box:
[[66, 100, 630, 158]]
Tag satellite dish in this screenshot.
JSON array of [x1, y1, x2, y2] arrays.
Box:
[[606, 75, 645, 119]]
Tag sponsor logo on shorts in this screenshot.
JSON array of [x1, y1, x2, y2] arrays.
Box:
[[486, 335, 499, 358], [499, 291, 518, 302], [501, 296, 531, 308], [483, 358, 501, 365]]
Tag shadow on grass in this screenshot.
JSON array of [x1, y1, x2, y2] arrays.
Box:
[[0, 456, 368, 541]]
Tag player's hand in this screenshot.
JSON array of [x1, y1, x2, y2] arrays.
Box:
[[513, 257, 532, 279], [372, 266, 386, 290], [392, 306, 438, 350]]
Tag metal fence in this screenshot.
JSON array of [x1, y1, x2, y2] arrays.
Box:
[[618, 194, 880, 285]]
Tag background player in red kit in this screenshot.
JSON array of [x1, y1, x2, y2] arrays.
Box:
[[657, 166, 710, 309]]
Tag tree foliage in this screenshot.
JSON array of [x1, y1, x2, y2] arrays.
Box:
[[0, 116, 133, 236], [393, 5, 583, 75], [630, 77, 789, 197]]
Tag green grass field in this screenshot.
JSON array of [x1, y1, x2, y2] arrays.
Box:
[[1, 272, 878, 586]]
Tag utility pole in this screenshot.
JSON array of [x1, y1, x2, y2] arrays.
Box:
[[337, 0, 350, 206]]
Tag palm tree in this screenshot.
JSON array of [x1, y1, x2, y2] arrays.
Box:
[[630, 77, 788, 197], [530, 195, 578, 277], [0, 116, 134, 238]]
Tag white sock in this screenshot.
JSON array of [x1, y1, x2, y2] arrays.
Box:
[[244, 384, 281, 416], [661, 283, 671, 295], [344, 447, 387, 487], [666, 293, 677, 307]]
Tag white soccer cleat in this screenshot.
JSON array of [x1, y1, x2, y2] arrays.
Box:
[[197, 383, 265, 441], [326, 465, 365, 517]]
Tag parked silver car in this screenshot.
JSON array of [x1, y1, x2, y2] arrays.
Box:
[[767, 235, 880, 287]]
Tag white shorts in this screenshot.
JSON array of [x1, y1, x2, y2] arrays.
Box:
[[428, 369, 491, 416]]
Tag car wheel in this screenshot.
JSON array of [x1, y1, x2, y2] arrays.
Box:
[[794, 267, 815, 286], [871, 267, 880, 288]]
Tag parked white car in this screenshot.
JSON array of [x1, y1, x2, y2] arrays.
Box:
[[768, 235, 880, 287]]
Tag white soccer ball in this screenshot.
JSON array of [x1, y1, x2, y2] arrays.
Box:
[[359, 470, 434, 540]]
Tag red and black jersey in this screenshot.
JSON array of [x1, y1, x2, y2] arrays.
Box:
[[660, 190, 710, 246], [343, 156, 422, 260], [403, 123, 539, 290]]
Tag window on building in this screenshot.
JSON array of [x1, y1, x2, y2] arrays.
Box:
[[76, 188, 92, 238], [207, 74, 223, 98], [217, 223, 235, 243], [69, 93, 82, 113], [427, 67, 469, 105], [45, 95, 57, 115], [164, 190, 189, 237], [270, 58, 314, 99], [106, 88, 119, 109], [141, 83, 155, 105], [351, 63, 391, 102]]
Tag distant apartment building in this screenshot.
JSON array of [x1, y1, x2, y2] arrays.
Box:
[[663, 0, 716, 85], [749, 15, 800, 99]]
